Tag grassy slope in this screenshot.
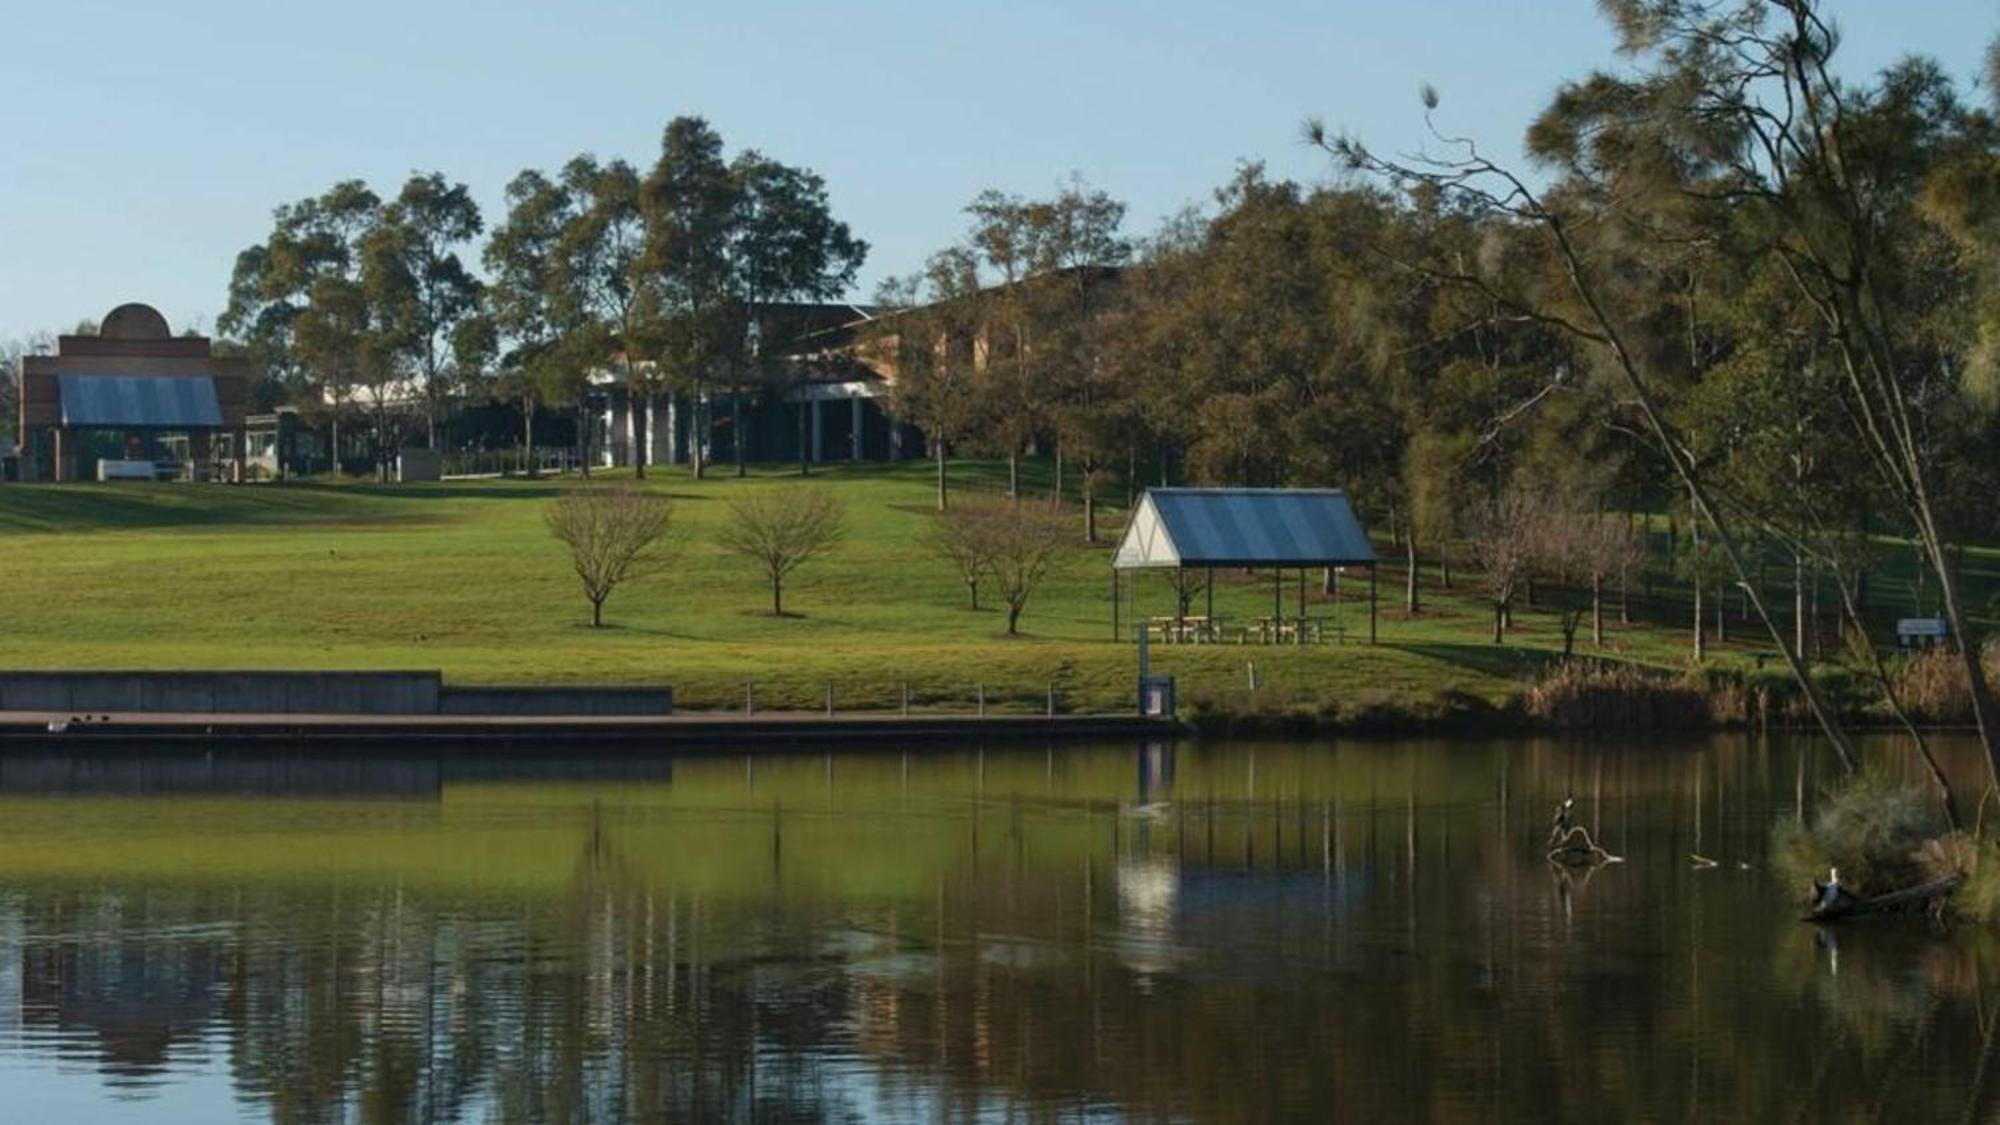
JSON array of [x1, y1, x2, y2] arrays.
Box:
[[0, 460, 1972, 716]]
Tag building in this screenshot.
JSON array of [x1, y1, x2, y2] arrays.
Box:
[[585, 301, 925, 470], [16, 303, 251, 482]]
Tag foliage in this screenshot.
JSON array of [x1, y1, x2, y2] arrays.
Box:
[[716, 485, 846, 616], [983, 503, 1068, 636], [1773, 768, 1952, 899], [543, 484, 675, 627], [924, 500, 1006, 610]]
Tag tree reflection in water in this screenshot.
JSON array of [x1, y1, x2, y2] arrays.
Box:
[[0, 737, 1992, 1123]]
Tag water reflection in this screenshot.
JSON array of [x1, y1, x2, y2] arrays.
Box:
[[0, 737, 1991, 1122]]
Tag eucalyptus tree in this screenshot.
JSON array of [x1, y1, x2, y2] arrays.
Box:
[[363, 172, 483, 448], [1516, 0, 2000, 793], [484, 169, 583, 476], [1026, 177, 1130, 538], [222, 180, 384, 472], [966, 191, 1047, 498], [641, 116, 738, 480], [555, 156, 655, 475], [874, 251, 984, 510], [725, 150, 868, 476], [1312, 1, 2000, 784]]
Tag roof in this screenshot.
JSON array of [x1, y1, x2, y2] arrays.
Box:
[[1113, 488, 1376, 570], [58, 375, 223, 428]]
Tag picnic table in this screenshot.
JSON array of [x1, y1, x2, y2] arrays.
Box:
[[1247, 615, 1336, 645], [1145, 615, 1230, 644]]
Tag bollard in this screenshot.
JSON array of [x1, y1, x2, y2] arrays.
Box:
[[745, 683, 754, 715], [1046, 682, 1056, 717], [901, 682, 911, 717], [977, 683, 986, 717], [825, 682, 834, 716], [1248, 661, 1259, 691]]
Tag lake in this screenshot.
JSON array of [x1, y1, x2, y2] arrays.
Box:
[[0, 736, 1989, 1123]]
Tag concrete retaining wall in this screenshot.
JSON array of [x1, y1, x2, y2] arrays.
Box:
[[439, 685, 674, 716], [0, 672, 673, 717]]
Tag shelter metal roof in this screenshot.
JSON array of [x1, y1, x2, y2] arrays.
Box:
[[59, 375, 223, 428], [1113, 488, 1376, 570]]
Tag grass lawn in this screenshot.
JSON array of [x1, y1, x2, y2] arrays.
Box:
[[0, 459, 1970, 717]]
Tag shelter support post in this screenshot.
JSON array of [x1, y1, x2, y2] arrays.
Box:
[[1206, 567, 1214, 621]]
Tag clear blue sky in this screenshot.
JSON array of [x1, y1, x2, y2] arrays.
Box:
[[0, 0, 1991, 342]]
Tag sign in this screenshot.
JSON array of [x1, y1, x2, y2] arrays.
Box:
[[1897, 618, 1949, 648]]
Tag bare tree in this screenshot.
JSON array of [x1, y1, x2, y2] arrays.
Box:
[[544, 485, 675, 627], [926, 501, 1004, 610], [1466, 490, 1540, 645], [987, 506, 1067, 636], [719, 486, 846, 616], [1547, 509, 1645, 650]]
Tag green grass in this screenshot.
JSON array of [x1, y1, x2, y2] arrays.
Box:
[[0, 459, 1941, 717]]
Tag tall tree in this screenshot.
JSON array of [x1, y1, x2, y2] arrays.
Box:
[[876, 251, 983, 510], [364, 172, 483, 449], [725, 150, 868, 475], [485, 169, 591, 477], [555, 156, 655, 476], [223, 180, 383, 474], [641, 117, 738, 480]]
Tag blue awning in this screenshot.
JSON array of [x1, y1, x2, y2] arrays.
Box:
[[1114, 488, 1376, 569], [58, 375, 223, 428]]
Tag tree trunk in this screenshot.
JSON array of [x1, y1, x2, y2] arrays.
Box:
[[935, 438, 948, 511], [1440, 556, 1452, 591], [967, 581, 979, 611], [689, 390, 705, 479], [1053, 442, 1064, 506], [1592, 574, 1604, 647], [1691, 505, 1703, 662], [734, 391, 746, 477], [1008, 604, 1022, 635], [1492, 602, 1504, 644], [1405, 532, 1420, 614], [1716, 591, 1727, 645], [1619, 568, 1631, 626], [1084, 473, 1097, 543], [523, 395, 538, 479], [634, 392, 649, 481], [1795, 549, 1808, 670], [771, 578, 783, 617], [798, 400, 810, 477], [578, 403, 592, 479], [591, 598, 603, 628], [1008, 450, 1019, 502]]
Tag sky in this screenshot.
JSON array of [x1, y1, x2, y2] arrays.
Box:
[[0, 0, 1994, 343]]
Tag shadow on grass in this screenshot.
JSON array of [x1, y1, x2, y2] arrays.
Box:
[[1387, 641, 1561, 679]]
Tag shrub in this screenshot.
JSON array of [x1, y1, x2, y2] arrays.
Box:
[[1772, 768, 1949, 898]]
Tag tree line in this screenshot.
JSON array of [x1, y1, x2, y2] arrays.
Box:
[[218, 117, 865, 479]]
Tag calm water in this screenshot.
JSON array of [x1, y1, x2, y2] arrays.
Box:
[[0, 737, 1991, 1123]]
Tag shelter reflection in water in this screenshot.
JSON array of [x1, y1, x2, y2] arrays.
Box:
[[0, 736, 1990, 1123]]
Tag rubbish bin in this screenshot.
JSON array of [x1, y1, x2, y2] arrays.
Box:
[[1139, 675, 1177, 718]]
